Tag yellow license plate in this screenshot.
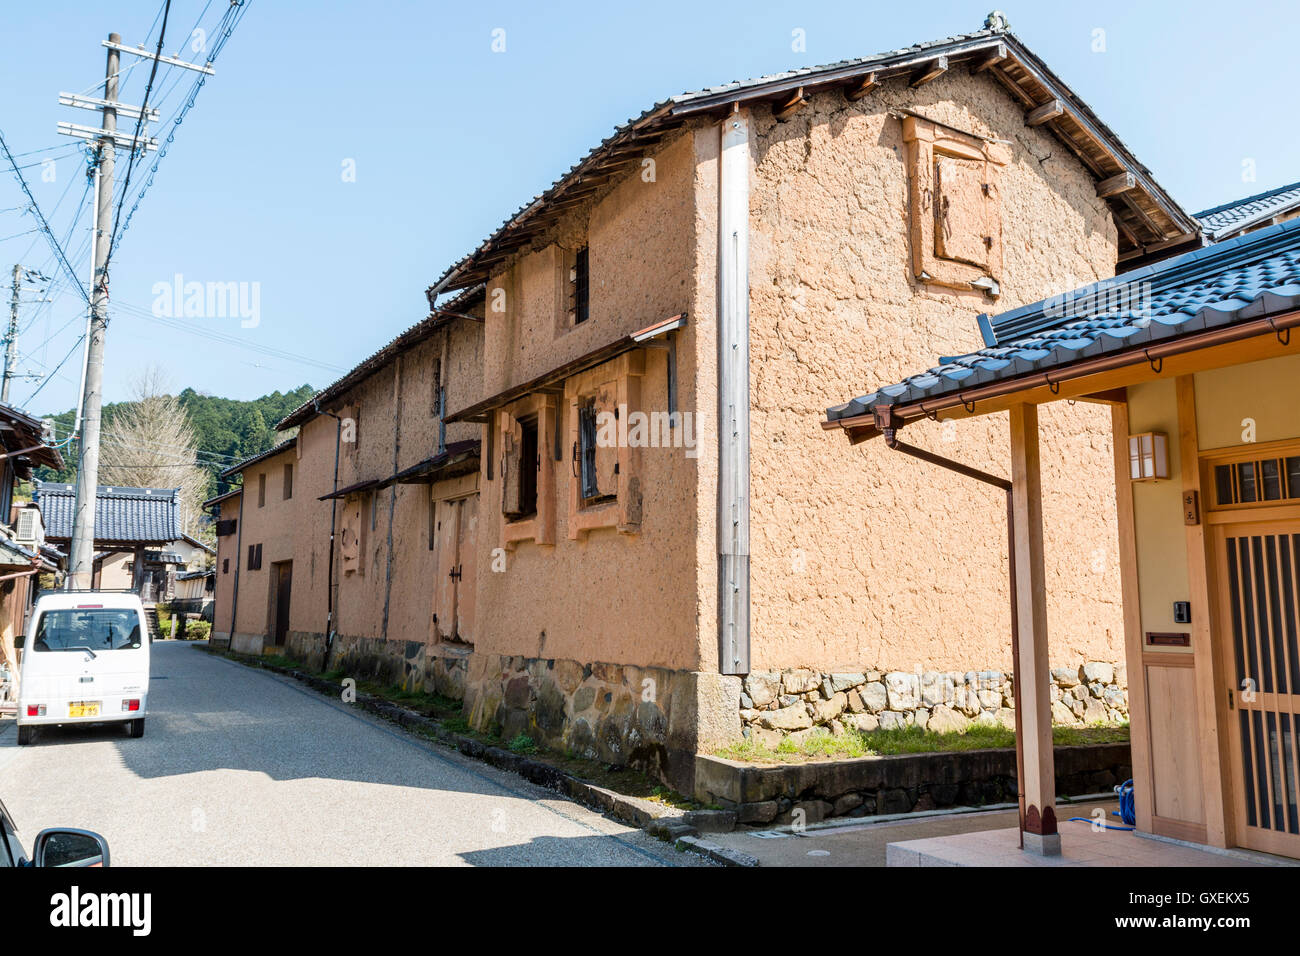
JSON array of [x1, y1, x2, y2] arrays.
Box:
[[69, 702, 100, 718]]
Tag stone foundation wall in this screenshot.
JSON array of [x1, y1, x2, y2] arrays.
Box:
[[284, 630, 470, 701], [463, 653, 741, 794], [741, 661, 1128, 745], [695, 743, 1133, 826]]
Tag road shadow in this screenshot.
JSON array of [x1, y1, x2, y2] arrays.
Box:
[[4, 642, 517, 801], [458, 833, 674, 867]]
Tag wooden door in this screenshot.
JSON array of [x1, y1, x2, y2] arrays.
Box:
[[454, 495, 478, 642], [273, 562, 292, 647], [431, 494, 479, 643], [1215, 517, 1300, 856], [432, 498, 460, 640]]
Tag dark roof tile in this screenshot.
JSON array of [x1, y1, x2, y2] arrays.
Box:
[[827, 218, 1300, 424], [34, 482, 181, 544]]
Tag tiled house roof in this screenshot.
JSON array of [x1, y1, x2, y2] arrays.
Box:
[[218, 436, 298, 480], [0, 401, 62, 475], [34, 482, 181, 544], [1196, 181, 1300, 241], [428, 18, 1195, 295], [826, 217, 1300, 427]]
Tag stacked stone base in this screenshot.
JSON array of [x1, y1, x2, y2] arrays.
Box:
[[283, 631, 470, 701], [695, 743, 1133, 826], [741, 662, 1128, 745], [463, 653, 741, 794]]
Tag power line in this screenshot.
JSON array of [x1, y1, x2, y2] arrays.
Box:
[[108, 298, 345, 373], [22, 333, 85, 405], [104, 0, 172, 274], [0, 128, 90, 303], [111, 0, 251, 249]]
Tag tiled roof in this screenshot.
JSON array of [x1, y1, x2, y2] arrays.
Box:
[[180, 532, 216, 554], [201, 487, 242, 509], [826, 217, 1300, 425], [0, 401, 62, 474], [1196, 181, 1300, 241], [428, 18, 1194, 294], [218, 436, 297, 479], [34, 482, 181, 544], [0, 531, 40, 569]]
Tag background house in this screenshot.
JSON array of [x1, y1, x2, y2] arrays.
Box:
[[33, 482, 183, 618]]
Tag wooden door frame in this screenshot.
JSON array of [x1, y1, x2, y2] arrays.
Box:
[[431, 497, 461, 641], [429, 478, 480, 645], [1208, 506, 1300, 857], [1175, 376, 1233, 847], [1198, 428, 1300, 856], [268, 559, 292, 649]]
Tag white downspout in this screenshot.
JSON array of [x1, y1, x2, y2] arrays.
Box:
[[717, 107, 751, 675]]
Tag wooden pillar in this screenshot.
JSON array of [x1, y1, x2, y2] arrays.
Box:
[[1010, 403, 1059, 854], [132, 545, 145, 596], [1176, 375, 1232, 847]]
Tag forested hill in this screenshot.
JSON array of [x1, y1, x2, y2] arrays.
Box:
[[37, 384, 316, 497]]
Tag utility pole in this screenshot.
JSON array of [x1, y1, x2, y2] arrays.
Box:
[[4, 264, 19, 404], [57, 31, 209, 589], [66, 34, 119, 590], [4, 263, 51, 404]]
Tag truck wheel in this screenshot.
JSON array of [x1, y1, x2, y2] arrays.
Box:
[[16, 725, 33, 746], [128, 717, 145, 739]]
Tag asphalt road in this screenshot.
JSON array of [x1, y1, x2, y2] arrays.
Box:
[[0, 642, 704, 867]]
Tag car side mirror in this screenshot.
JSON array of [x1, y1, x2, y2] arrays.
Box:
[[33, 828, 110, 867], [12, 634, 22, 649]]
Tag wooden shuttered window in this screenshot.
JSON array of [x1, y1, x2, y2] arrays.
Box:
[[578, 382, 619, 503], [568, 246, 590, 325], [503, 415, 540, 520], [579, 402, 599, 499], [578, 395, 618, 502], [933, 154, 994, 270], [340, 495, 364, 575]]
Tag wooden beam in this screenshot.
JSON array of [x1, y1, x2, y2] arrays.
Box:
[[1097, 170, 1138, 198], [1009, 402, 1060, 855], [909, 56, 948, 88], [1074, 388, 1128, 405], [1026, 98, 1064, 127], [1120, 192, 1167, 241], [844, 72, 878, 102], [971, 42, 1007, 73], [1176, 375, 1233, 848], [773, 86, 808, 121]]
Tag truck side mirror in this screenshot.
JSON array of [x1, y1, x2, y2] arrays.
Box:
[[12, 634, 23, 649]]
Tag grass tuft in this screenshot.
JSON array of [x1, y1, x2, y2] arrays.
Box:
[[715, 721, 1129, 763], [507, 734, 538, 754]]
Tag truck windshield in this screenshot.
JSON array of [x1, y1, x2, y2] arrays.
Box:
[[33, 609, 142, 652]]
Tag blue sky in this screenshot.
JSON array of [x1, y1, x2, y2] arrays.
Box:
[[1, 0, 1297, 417]]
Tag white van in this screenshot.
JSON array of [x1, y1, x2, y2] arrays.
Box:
[[14, 592, 150, 746]]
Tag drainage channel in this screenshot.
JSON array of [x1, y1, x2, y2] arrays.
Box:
[[742, 791, 1120, 840]]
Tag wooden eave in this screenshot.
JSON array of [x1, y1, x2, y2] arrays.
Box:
[[444, 314, 687, 424], [827, 310, 1300, 444]]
